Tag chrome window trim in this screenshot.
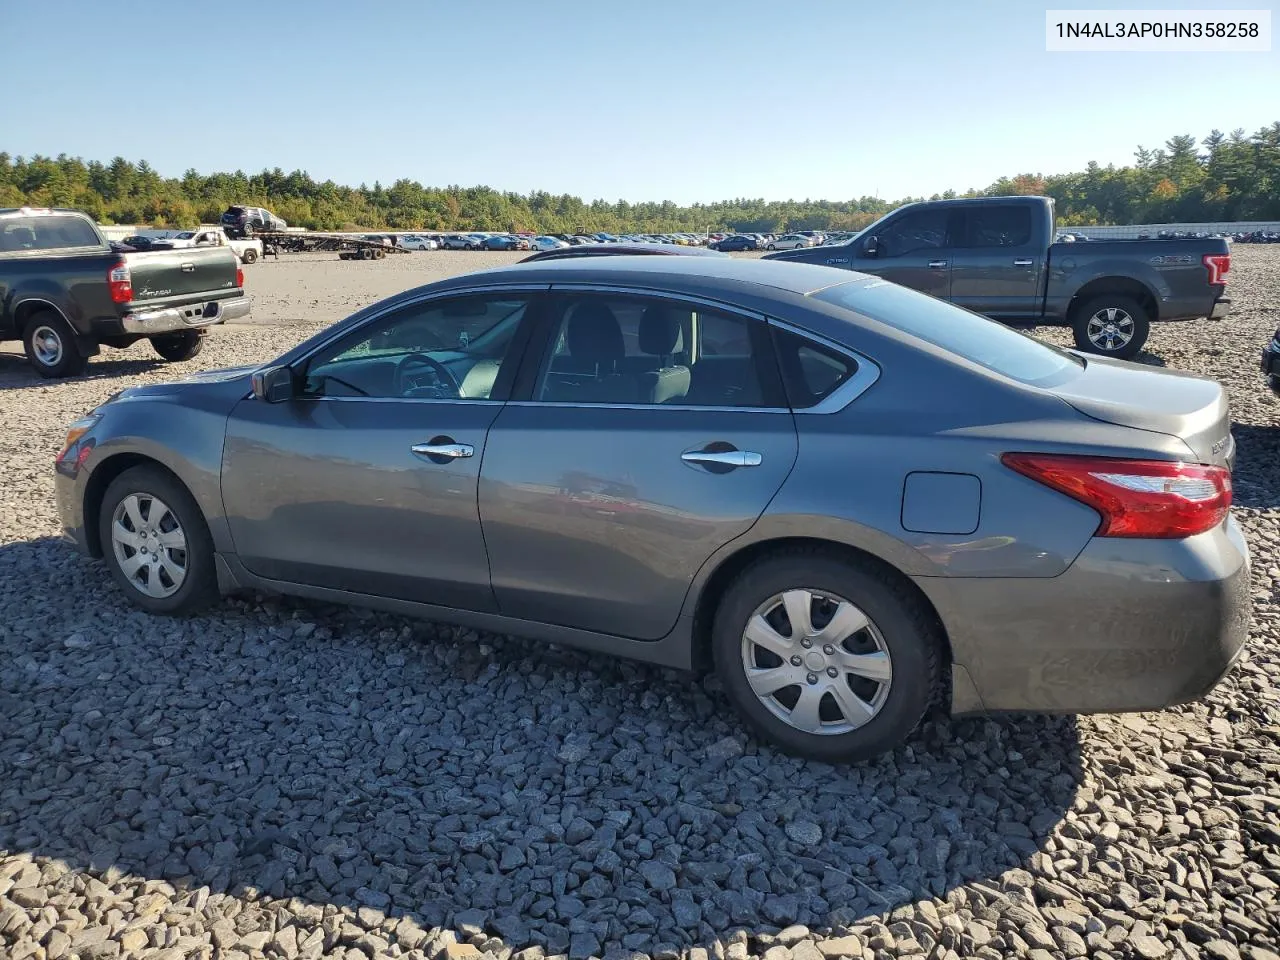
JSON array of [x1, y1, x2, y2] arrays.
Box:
[[504, 401, 791, 415]]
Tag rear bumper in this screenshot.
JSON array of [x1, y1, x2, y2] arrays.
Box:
[[919, 515, 1252, 716], [118, 295, 251, 335]]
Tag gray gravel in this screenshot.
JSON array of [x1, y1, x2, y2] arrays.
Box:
[[3, 247, 1280, 959]]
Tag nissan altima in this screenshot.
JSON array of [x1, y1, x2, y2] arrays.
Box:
[[54, 257, 1250, 760]]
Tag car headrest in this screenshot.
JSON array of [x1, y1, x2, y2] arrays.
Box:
[[566, 302, 624, 362], [638, 305, 685, 356]]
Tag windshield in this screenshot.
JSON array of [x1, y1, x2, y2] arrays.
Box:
[[813, 279, 1083, 387]]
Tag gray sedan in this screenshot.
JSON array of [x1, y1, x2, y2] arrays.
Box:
[[54, 257, 1250, 761]]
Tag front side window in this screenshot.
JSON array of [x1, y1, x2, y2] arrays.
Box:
[[874, 209, 952, 258], [534, 295, 778, 407], [961, 205, 1033, 248], [302, 295, 531, 400]]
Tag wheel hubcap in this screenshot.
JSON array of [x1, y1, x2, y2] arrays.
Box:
[[740, 588, 893, 736], [31, 326, 63, 367], [1087, 308, 1135, 351], [110, 493, 188, 599]]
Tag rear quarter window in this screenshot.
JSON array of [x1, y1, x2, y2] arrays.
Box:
[[813, 279, 1082, 387]]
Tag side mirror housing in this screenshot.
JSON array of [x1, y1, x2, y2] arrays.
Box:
[[251, 364, 295, 403], [862, 235, 880, 258]]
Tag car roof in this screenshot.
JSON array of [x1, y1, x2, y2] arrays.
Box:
[[439, 252, 863, 297]]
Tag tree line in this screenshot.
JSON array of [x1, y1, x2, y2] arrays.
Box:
[[2, 122, 1277, 234]]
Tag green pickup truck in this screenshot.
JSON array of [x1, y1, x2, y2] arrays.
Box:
[[0, 207, 251, 378]]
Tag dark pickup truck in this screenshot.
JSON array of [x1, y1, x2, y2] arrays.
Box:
[[763, 195, 1231, 359], [1, 208, 250, 377]]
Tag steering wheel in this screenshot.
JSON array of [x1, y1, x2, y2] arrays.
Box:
[[393, 353, 462, 399]]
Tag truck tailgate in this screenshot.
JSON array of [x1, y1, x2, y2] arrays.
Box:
[[124, 247, 240, 309]]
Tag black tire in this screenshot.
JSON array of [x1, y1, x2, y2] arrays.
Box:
[[241, 248, 258, 264], [98, 465, 219, 616], [150, 330, 204, 362], [22, 310, 88, 378], [465, 243, 475, 250], [1071, 294, 1150, 360], [766, 243, 776, 251], [711, 548, 941, 762]]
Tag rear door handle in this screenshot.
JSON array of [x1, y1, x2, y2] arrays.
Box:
[[1013, 258, 1035, 266], [928, 260, 948, 269], [681, 449, 762, 468], [411, 441, 474, 460]]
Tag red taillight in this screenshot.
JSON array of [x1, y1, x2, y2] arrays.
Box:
[[1001, 453, 1231, 539], [236, 266, 244, 288], [1203, 253, 1230, 285], [107, 259, 132, 304]]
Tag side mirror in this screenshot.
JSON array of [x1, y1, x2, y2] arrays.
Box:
[[862, 235, 880, 258], [251, 365, 295, 403]]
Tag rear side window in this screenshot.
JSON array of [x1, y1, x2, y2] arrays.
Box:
[[813, 280, 1082, 387], [772, 329, 857, 409], [0, 215, 100, 253], [961, 205, 1033, 248]]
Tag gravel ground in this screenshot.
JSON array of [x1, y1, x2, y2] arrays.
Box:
[[2, 248, 1279, 960]]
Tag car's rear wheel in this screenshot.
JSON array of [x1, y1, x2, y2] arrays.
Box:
[[1071, 294, 1150, 360], [99, 466, 218, 615], [22, 311, 87, 378], [151, 330, 204, 362], [712, 549, 940, 762], [241, 248, 258, 264]]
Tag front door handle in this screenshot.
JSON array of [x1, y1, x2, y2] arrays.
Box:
[[928, 259, 948, 269], [681, 449, 762, 468], [1013, 258, 1034, 266], [411, 440, 474, 461]]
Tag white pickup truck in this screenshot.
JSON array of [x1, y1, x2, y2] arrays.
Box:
[[167, 227, 264, 264]]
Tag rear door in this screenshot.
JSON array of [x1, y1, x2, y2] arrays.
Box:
[[478, 290, 798, 640], [949, 203, 1044, 319], [848, 207, 957, 300]]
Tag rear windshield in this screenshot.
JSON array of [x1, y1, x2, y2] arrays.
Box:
[[813, 279, 1082, 387], [0, 215, 101, 253]]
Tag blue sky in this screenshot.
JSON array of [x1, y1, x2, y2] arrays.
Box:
[[2, 0, 1276, 204]]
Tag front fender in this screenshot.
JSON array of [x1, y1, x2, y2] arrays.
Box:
[[77, 400, 233, 552]]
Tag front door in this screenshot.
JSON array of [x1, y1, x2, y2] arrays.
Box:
[[849, 206, 959, 301], [479, 292, 798, 640], [220, 291, 538, 611]]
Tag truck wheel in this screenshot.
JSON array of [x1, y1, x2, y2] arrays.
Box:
[[1071, 294, 1150, 360], [151, 330, 204, 362], [241, 248, 258, 264], [22, 311, 88, 378]]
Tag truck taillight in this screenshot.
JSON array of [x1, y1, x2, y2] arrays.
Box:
[[1203, 253, 1230, 285], [1002, 453, 1231, 539], [107, 260, 132, 304], [236, 266, 244, 288]]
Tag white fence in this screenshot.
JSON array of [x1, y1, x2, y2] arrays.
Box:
[[1065, 221, 1280, 239]]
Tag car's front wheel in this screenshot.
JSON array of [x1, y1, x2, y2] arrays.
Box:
[[151, 330, 204, 362], [712, 549, 940, 762], [99, 466, 219, 615]]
